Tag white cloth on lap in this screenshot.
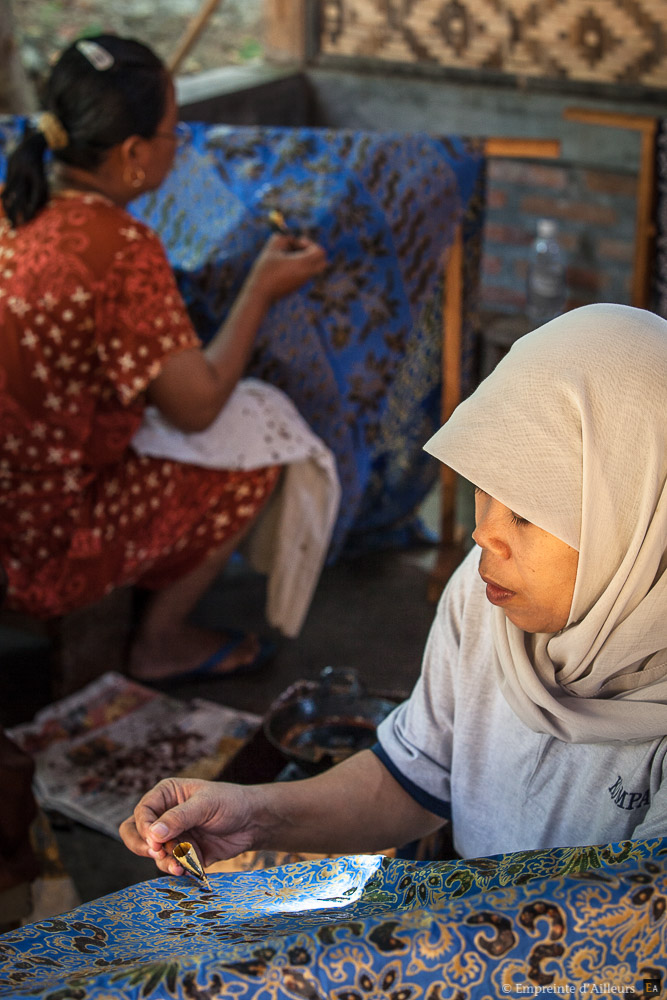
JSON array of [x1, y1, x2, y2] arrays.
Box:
[[131, 378, 341, 637]]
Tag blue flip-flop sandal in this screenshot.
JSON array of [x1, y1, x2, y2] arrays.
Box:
[[149, 630, 277, 685]]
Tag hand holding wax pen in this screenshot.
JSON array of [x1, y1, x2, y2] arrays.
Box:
[[246, 211, 326, 300], [268, 208, 302, 251], [167, 840, 211, 890]]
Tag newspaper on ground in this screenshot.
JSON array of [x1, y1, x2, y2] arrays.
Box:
[[8, 671, 260, 839]]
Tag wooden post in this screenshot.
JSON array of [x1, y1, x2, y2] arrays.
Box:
[[636, 122, 659, 309], [563, 107, 658, 310], [264, 0, 308, 63], [168, 0, 225, 75], [427, 226, 465, 601]]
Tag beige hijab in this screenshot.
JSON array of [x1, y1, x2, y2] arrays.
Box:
[[425, 304, 667, 743]]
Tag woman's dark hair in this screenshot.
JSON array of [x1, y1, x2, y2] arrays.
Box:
[[2, 35, 168, 227]]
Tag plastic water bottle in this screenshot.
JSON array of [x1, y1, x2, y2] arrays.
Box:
[[526, 218, 567, 325]]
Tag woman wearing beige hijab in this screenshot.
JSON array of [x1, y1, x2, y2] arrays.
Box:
[[121, 303, 667, 870]]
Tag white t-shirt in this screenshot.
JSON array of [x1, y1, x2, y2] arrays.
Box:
[[375, 547, 667, 858]]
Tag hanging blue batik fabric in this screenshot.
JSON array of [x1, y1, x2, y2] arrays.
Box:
[[0, 117, 485, 557], [130, 124, 485, 557]]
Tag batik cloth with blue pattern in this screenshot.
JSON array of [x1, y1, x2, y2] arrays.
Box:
[[1, 838, 665, 998], [0, 119, 485, 557]]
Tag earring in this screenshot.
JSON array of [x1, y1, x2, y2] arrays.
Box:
[[123, 166, 146, 189]]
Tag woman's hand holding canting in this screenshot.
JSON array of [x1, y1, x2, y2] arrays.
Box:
[[247, 233, 328, 304], [145, 233, 327, 432], [120, 752, 446, 877], [119, 777, 259, 875]]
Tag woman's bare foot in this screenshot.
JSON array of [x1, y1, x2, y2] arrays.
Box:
[[128, 624, 262, 682]]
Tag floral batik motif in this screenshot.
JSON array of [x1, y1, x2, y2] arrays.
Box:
[[0, 839, 665, 998]]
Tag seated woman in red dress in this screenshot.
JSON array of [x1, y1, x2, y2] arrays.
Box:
[[0, 34, 327, 683]]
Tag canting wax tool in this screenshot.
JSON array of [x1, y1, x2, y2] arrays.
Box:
[[268, 208, 290, 235], [172, 841, 212, 890], [267, 208, 302, 251]]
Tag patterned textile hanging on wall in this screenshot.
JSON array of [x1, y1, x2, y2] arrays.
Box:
[[320, 0, 667, 90]]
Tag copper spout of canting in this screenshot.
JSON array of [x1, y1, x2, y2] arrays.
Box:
[[172, 841, 211, 889], [268, 208, 290, 235]]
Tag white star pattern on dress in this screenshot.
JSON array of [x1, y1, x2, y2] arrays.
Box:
[[71, 287, 92, 305], [21, 329, 38, 350], [118, 353, 136, 371], [8, 296, 30, 316], [44, 393, 62, 411]]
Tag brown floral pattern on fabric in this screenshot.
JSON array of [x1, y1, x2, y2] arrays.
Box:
[[0, 839, 665, 998]]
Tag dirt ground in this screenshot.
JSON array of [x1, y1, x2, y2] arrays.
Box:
[[13, 0, 264, 82]]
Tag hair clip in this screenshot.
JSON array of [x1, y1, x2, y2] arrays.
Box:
[[37, 112, 69, 151], [76, 39, 115, 71]]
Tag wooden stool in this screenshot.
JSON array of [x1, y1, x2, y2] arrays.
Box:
[[0, 587, 135, 700]]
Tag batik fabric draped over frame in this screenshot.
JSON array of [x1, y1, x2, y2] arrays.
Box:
[[0, 118, 484, 557], [1, 838, 665, 997], [131, 124, 485, 556]]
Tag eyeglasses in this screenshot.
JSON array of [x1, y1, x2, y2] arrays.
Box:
[[153, 122, 191, 149]]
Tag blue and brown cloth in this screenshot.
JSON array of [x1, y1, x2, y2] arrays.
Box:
[[0, 837, 665, 997], [0, 119, 485, 557]]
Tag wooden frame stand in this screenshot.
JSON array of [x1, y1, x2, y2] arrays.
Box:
[[427, 137, 561, 602], [563, 107, 658, 310]]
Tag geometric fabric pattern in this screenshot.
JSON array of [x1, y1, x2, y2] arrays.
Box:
[[320, 0, 667, 89]]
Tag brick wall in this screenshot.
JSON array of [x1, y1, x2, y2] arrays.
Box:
[[481, 159, 638, 313], [307, 67, 659, 319], [179, 65, 657, 320]]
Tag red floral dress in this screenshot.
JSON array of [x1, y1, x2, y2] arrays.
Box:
[[0, 192, 278, 618]]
